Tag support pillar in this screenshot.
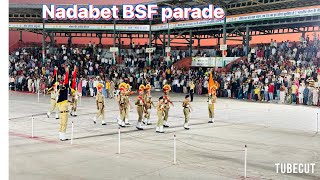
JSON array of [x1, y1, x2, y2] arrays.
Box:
[[19, 31, 22, 42], [42, 20, 46, 63], [49, 33, 55, 47], [302, 31, 306, 41], [98, 34, 102, 45], [189, 31, 192, 57], [246, 25, 250, 56], [113, 19, 116, 47], [68, 35, 72, 46], [118, 31, 121, 53], [242, 36, 245, 47], [154, 33, 158, 47]]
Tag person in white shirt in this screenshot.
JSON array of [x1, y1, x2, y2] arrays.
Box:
[[298, 83, 305, 104], [264, 84, 269, 101], [203, 79, 208, 94], [82, 78, 88, 96], [93, 78, 99, 97]]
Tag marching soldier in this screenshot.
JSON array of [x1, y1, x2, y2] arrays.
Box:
[[156, 96, 165, 133], [118, 82, 129, 127], [182, 95, 193, 130], [207, 69, 219, 124], [163, 84, 174, 127], [135, 85, 145, 130], [47, 82, 59, 119], [125, 83, 134, 125], [143, 84, 154, 125], [47, 67, 59, 119], [57, 66, 70, 141], [93, 83, 106, 125], [69, 88, 78, 117], [70, 66, 78, 117]]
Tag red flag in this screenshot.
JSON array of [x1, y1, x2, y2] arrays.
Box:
[[71, 68, 77, 89]]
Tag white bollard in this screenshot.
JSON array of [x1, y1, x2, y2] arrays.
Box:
[[31, 116, 34, 138], [173, 134, 176, 165], [37, 90, 40, 103], [71, 121, 74, 145], [317, 113, 319, 134], [244, 145, 247, 178], [118, 127, 121, 154]]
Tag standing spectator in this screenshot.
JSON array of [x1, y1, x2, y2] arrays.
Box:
[[298, 83, 305, 104], [279, 84, 286, 104], [303, 84, 310, 105], [105, 79, 110, 98], [268, 83, 274, 102], [89, 78, 94, 97], [82, 78, 87, 96], [263, 83, 268, 101], [189, 80, 195, 102], [291, 82, 298, 104], [254, 85, 260, 101]]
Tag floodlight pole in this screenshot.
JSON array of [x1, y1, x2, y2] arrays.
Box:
[[113, 19, 116, 47], [167, 20, 170, 47], [189, 30, 192, 56], [223, 13, 227, 45], [149, 20, 152, 48], [163, 34, 166, 56], [42, 19, 46, 63]]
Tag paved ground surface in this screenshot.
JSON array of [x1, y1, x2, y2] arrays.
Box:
[[9, 91, 320, 180]]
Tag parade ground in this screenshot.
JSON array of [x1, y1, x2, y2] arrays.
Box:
[[9, 91, 320, 180]]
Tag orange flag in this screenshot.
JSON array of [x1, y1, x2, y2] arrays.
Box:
[[208, 70, 214, 92]]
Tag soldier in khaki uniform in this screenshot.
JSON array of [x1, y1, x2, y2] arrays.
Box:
[[47, 66, 59, 119], [163, 84, 174, 127], [143, 84, 154, 125], [208, 69, 219, 124], [69, 66, 78, 117], [182, 95, 193, 130], [57, 67, 70, 141], [93, 83, 106, 125], [125, 83, 133, 125], [156, 96, 165, 133], [135, 85, 145, 130], [118, 82, 129, 127], [208, 87, 217, 123], [69, 88, 78, 117], [47, 82, 59, 119]]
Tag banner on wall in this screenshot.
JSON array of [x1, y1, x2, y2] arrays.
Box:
[[9, 6, 320, 31], [191, 57, 238, 67]]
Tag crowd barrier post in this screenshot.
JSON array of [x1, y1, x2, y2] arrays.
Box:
[[118, 127, 121, 154], [31, 116, 34, 138], [71, 121, 74, 145], [173, 134, 176, 165], [244, 145, 247, 178]]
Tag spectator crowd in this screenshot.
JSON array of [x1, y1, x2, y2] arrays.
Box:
[[8, 34, 320, 107]]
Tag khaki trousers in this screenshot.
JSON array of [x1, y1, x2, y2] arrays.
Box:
[[208, 104, 215, 118], [183, 108, 190, 123], [59, 102, 68, 133]]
